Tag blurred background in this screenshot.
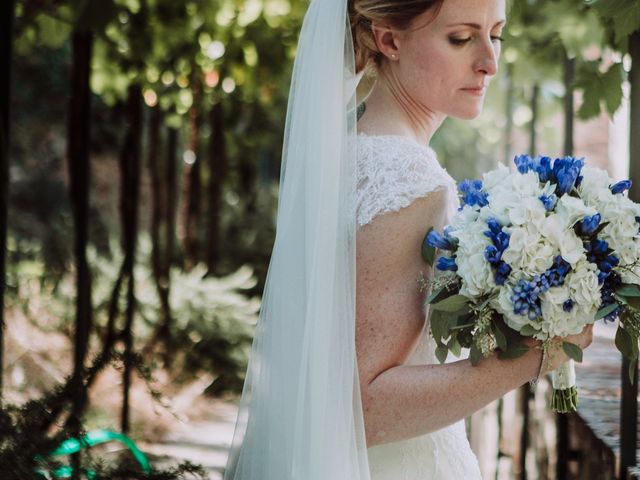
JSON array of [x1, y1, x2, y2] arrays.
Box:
[[0, 0, 639, 478]]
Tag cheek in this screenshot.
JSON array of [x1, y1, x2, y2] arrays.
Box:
[[403, 46, 458, 102]]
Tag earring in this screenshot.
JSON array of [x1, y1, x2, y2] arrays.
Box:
[[391, 53, 397, 60]]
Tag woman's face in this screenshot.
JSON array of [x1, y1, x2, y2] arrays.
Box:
[[393, 0, 506, 120]]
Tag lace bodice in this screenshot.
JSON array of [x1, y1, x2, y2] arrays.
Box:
[[356, 134, 459, 227], [356, 134, 481, 479]]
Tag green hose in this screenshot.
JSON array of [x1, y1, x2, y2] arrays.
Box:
[[35, 429, 151, 478]]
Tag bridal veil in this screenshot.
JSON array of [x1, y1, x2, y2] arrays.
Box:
[[223, 0, 371, 478]]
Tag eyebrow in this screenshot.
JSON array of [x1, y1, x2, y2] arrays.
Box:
[[447, 20, 506, 29]]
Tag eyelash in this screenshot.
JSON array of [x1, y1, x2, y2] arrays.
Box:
[[449, 36, 504, 46]]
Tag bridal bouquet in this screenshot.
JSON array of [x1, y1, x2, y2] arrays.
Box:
[[423, 154, 640, 413]]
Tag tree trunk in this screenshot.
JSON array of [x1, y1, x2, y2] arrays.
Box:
[[529, 84, 539, 157], [556, 50, 576, 480], [181, 82, 203, 270], [619, 29, 640, 480], [563, 53, 575, 157], [148, 106, 172, 346], [503, 63, 515, 165], [119, 85, 142, 434], [67, 28, 93, 414], [66, 30, 93, 480], [0, 0, 15, 402], [166, 127, 179, 272], [206, 102, 227, 273]]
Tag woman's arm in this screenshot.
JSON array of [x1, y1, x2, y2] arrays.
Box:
[[356, 189, 591, 447]]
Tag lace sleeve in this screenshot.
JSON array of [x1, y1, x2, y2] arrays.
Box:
[[356, 135, 458, 227]]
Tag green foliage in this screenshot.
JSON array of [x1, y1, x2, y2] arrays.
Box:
[[574, 61, 625, 119], [0, 366, 207, 479], [88, 236, 259, 393], [587, 0, 640, 45], [562, 341, 584, 362]]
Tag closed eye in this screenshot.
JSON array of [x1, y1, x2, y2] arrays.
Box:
[[449, 37, 472, 46]]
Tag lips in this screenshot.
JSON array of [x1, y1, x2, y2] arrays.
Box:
[[461, 86, 486, 96]]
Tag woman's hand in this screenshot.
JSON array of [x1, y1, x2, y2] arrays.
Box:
[[523, 323, 594, 376]]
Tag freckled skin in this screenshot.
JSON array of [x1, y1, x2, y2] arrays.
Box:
[[355, 0, 594, 448]]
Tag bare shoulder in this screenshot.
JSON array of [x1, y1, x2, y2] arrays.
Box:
[[356, 188, 450, 389]]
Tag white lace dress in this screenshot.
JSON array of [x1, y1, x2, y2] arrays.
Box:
[[356, 133, 483, 480]]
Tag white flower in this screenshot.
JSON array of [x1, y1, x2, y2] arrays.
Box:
[[538, 286, 589, 338], [507, 196, 547, 229], [449, 205, 480, 237], [482, 163, 511, 190], [539, 216, 585, 266], [579, 166, 612, 194], [566, 260, 601, 310], [455, 220, 495, 298], [556, 195, 597, 228], [502, 226, 555, 275], [458, 251, 495, 298]]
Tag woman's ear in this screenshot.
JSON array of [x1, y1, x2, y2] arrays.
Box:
[[371, 23, 401, 61]]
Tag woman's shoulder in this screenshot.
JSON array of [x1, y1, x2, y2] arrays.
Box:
[[355, 133, 457, 227]]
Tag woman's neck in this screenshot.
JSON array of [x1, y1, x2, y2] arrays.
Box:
[[358, 66, 446, 146]]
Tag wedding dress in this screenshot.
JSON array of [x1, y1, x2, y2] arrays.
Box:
[[356, 133, 483, 479]]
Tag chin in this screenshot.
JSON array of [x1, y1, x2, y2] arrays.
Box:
[[449, 102, 485, 120]]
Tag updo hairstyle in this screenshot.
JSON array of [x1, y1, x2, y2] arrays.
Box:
[[349, 0, 445, 73]]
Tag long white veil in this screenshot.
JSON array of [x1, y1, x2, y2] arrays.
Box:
[[223, 0, 370, 478]]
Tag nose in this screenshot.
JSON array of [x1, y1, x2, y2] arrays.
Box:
[[474, 39, 499, 77]]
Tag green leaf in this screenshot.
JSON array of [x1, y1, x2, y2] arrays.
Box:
[[448, 336, 462, 357], [469, 343, 482, 366], [431, 294, 469, 313], [595, 302, 620, 320], [497, 342, 530, 360], [435, 345, 449, 364], [617, 284, 640, 297], [430, 310, 451, 343], [492, 322, 508, 351], [629, 360, 637, 385], [592, 221, 610, 237], [562, 341, 584, 363], [602, 63, 625, 116], [427, 286, 458, 305], [615, 326, 635, 359], [519, 324, 539, 337], [422, 228, 436, 266], [613, 2, 640, 44]]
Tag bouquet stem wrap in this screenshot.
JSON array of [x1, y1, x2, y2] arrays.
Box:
[[550, 359, 577, 413]]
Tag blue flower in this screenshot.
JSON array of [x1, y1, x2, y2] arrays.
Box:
[[484, 245, 501, 264], [533, 156, 553, 183], [511, 279, 542, 320], [514, 154, 552, 182], [426, 229, 454, 250], [552, 156, 585, 196], [436, 256, 458, 272], [610, 180, 632, 195], [514, 154, 533, 174], [541, 256, 572, 288], [585, 239, 609, 262], [577, 213, 602, 236], [459, 179, 489, 208], [495, 262, 512, 286], [563, 299, 574, 312], [539, 194, 557, 211]]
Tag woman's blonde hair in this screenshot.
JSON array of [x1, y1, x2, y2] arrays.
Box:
[[349, 0, 445, 73]]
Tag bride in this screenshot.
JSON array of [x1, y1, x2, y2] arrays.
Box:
[[223, 0, 594, 478]]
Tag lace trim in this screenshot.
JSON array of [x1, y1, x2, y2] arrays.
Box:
[[356, 134, 457, 227]]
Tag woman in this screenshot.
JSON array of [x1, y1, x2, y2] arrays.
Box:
[[224, 0, 594, 478]]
